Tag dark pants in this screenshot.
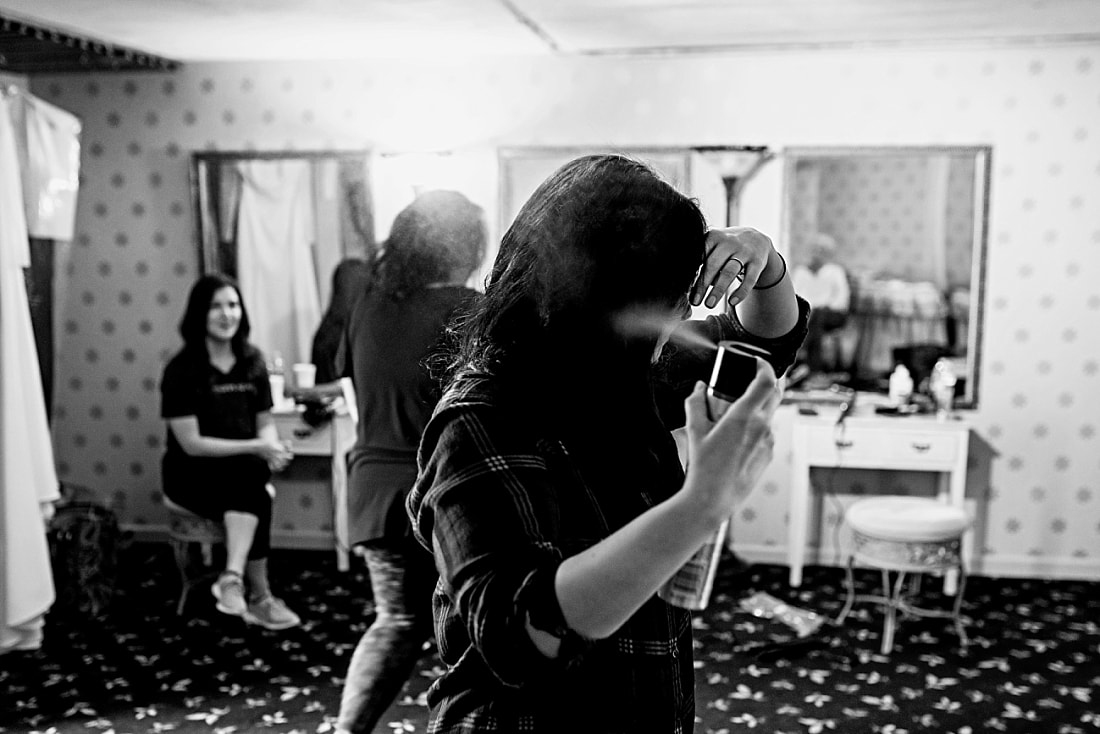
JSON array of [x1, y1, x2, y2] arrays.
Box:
[[802, 307, 848, 372], [337, 537, 437, 733], [162, 454, 273, 560]]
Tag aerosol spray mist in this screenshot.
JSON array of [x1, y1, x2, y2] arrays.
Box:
[[657, 340, 770, 610]]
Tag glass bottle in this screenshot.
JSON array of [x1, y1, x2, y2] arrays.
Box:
[[930, 358, 957, 420], [267, 351, 286, 410]]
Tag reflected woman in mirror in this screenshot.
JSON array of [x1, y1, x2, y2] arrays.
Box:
[[335, 190, 486, 734], [406, 154, 808, 732], [159, 273, 300, 630], [791, 232, 851, 379], [312, 257, 371, 386]]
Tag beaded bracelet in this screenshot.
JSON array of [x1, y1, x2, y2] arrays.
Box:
[[753, 251, 787, 290]]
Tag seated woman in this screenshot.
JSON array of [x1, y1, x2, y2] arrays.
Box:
[[159, 273, 300, 630]]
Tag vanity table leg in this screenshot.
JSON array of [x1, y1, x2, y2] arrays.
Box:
[[788, 425, 811, 587], [331, 427, 350, 572], [937, 469, 968, 596], [938, 436, 971, 596]]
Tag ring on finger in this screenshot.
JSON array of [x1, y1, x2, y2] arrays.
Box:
[[729, 256, 745, 274]]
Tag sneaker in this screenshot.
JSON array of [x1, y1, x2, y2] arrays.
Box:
[[243, 594, 301, 630], [212, 571, 247, 616]]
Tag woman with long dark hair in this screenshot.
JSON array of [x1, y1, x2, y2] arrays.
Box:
[[335, 190, 486, 734], [406, 155, 808, 732], [160, 273, 299, 630], [311, 258, 370, 386]]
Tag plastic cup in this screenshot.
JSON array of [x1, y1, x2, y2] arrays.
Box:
[[269, 374, 287, 410], [292, 363, 316, 389]]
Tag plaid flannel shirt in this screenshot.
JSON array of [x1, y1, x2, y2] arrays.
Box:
[[407, 300, 809, 733]]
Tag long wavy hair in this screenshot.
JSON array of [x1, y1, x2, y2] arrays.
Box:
[[370, 190, 486, 301], [450, 154, 707, 416], [178, 273, 252, 360]]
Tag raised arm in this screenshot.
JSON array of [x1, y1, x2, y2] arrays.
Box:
[[690, 227, 799, 339]]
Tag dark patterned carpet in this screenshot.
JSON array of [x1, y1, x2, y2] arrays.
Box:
[[2, 542, 1098, 734]]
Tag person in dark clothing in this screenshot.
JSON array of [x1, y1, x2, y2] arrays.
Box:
[[334, 190, 486, 734], [405, 154, 808, 733], [312, 258, 370, 386], [160, 273, 300, 630]]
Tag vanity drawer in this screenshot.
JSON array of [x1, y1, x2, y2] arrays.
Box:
[[885, 431, 959, 464], [805, 427, 887, 463]]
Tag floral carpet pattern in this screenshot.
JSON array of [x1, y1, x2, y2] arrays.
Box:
[[2, 543, 1098, 734]]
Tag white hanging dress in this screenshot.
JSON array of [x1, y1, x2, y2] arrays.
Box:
[[0, 93, 60, 654]]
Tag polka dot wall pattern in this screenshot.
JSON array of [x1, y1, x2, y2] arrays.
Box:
[[33, 44, 1100, 576], [814, 155, 975, 288]]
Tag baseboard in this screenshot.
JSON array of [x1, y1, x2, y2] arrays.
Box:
[[731, 543, 1100, 581], [122, 523, 337, 552]]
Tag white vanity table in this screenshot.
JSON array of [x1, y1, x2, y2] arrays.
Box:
[[272, 407, 356, 571], [787, 404, 973, 595]]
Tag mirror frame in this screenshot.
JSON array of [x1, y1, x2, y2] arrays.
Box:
[[498, 146, 696, 238], [779, 145, 992, 409]]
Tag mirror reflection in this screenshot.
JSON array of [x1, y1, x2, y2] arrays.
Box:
[[192, 149, 497, 376], [781, 146, 990, 408], [194, 145, 990, 410]]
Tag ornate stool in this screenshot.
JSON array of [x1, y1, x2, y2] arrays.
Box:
[[162, 496, 225, 615], [835, 496, 970, 654]]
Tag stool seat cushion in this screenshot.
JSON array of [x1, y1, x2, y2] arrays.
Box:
[[162, 497, 224, 540], [847, 497, 969, 543], [162, 495, 201, 517]]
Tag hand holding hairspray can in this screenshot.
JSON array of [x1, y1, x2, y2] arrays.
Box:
[[658, 341, 771, 610]]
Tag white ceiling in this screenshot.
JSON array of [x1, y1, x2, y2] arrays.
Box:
[[1, 0, 1099, 62]]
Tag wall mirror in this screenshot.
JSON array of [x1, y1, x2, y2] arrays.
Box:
[[193, 149, 500, 371], [780, 146, 991, 409], [191, 150, 375, 369], [499, 145, 772, 235], [498, 145, 774, 327]]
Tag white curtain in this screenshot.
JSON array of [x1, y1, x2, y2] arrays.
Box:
[[0, 91, 61, 654], [235, 160, 322, 367]]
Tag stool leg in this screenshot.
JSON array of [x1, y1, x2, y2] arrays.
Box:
[[881, 569, 908, 655], [170, 537, 191, 616], [835, 555, 858, 624], [951, 558, 969, 648]]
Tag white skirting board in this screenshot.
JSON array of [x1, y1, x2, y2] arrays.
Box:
[[123, 523, 337, 552], [728, 542, 1100, 582]]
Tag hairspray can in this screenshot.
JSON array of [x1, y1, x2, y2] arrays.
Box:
[[658, 340, 770, 610]]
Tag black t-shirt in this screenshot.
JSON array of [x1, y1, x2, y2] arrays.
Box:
[[160, 346, 273, 461], [341, 284, 479, 544]]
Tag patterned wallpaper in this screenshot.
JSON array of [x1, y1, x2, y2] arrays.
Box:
[[815, 155, 975, 288], [31, 43, 1100, 578]]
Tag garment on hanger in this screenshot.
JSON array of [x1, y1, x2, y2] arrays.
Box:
[[4, 89, 81, 241], [236, 159, 322, 366], [0, 89, 62, 654]]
